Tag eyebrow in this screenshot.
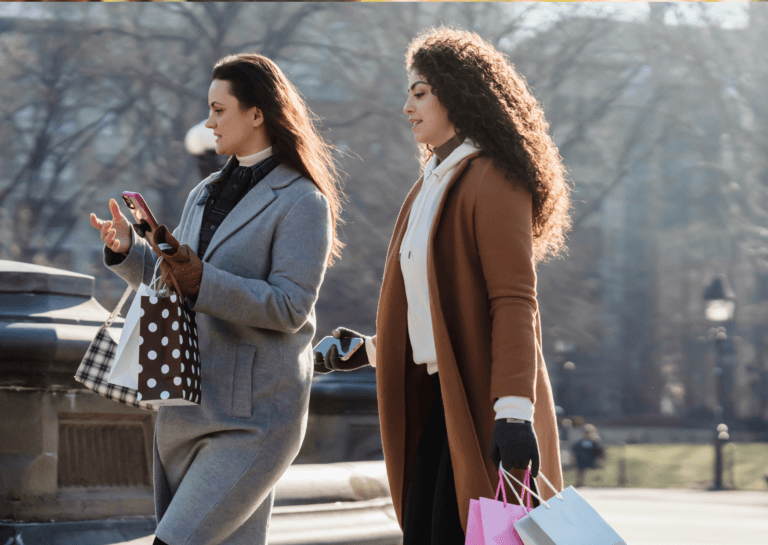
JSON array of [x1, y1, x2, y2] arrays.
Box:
[[407, 80, 428, 93], [210, 101, 223, 108]]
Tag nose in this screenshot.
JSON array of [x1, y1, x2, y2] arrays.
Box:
[[403, 98, 412, 115], [204, 113, 215, 129]]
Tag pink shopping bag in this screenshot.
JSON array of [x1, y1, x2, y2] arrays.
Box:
[[465, 467, 532, 545]]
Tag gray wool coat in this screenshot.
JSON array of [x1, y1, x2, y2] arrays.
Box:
[[105, 162, 332, 545]]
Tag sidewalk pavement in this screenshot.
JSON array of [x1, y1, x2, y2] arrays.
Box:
[[115, 497, 399, 545], [112, 487, 768, 545], [579, 487, 768, 545]]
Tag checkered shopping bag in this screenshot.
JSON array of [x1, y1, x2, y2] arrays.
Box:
[[74, 286, 157, 410]]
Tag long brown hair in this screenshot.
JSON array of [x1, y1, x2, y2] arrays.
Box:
[[212, 53, 344, 266], [406, 27, 571, 263]]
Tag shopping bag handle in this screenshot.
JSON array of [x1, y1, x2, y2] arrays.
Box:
[[500, 463, 564, 510], [494, 467, 508, 507], [105, 286, 133, 328], [149, 256, 185, 305], [523, 466, 532, 510], [496, 466, 530, 512], [144, 225, 188, 304]]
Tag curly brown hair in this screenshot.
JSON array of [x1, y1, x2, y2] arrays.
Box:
[[406, 27, 571, 263]]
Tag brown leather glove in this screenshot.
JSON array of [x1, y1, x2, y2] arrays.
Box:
[[147, 225, 203, 299]]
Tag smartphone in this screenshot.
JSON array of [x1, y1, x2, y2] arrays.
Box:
[[313, 336, 364, 361], [121, 191, 159, 230]]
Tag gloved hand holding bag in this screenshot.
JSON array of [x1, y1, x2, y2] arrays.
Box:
[[146, 225, 204, 300]]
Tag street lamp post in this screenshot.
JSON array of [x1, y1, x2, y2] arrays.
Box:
[[184, 119, 222, 179], [713, 422, 730, 490], [703, 274, 736, 490]]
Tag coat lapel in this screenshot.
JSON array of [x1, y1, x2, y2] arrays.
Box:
[[376, 151, 482, 527], [376, 153, 478, 524], [375, 175, 423, 528], [202, 163, 301, 262], [427, 151, 481, 251], [425, 153, 488, 531]]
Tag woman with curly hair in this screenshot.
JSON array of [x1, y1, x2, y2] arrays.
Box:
[[316, 27, 570, 542]]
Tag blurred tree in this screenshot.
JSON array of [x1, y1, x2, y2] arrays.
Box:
[[0, 19, 142, 268], [3, 3, 767, 420]]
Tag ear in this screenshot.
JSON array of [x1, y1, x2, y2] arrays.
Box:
[[252, 108, 265, 129]]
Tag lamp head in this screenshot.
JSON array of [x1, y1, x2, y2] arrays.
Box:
[[703, 275, 736, 322]]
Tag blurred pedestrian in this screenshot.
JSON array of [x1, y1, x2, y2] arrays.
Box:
[[315, 27, 571, 543], [572, 423, 606, 487], [90, 53, 342, 545]]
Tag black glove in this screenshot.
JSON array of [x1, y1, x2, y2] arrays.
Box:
[[313, 326, 370, 374], [489, 419, 540, 477]]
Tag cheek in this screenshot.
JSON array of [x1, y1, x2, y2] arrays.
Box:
[[427, 101, 442, 124], [426, 107, 441, 131]]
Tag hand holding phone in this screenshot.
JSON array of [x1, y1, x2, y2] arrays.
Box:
[[313, 326, 369, 374], [121, 191, 159, 232], [90, 198, 133, 254], [313, 335, 364, 362]]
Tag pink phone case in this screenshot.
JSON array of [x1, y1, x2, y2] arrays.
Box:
[[122, 192, 159, 229]]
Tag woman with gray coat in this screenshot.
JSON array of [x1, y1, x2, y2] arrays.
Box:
[[90, 53, 344, 545]]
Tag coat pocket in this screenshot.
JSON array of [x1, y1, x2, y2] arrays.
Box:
[[232, 343, 257, 418]]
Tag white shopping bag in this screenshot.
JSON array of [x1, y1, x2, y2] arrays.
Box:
[[109, 259, 167, 389], [107, 284, 150, 389], [501, 465, 627, 545]]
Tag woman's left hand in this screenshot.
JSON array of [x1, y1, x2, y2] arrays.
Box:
[[148, 225, 204, 299], [489, 420, 540, 477]]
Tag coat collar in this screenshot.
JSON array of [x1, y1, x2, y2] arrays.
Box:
[[204, 157, 299, 190], [191, 162, 302, 260], [423, 139, 482, 184], [397, 150, 483, 254]]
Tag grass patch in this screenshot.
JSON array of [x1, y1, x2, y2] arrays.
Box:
[[562, 442, 768, 490]]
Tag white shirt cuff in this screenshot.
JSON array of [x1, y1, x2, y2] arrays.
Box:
[[364, 335, 377, 367], [494, 395, 534, 422]]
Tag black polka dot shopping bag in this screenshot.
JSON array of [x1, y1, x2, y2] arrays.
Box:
[[137, 285, 201, 406]]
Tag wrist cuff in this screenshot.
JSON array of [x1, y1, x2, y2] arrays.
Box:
[[494, 395, 534, 422], [364, 335, 377, 367]]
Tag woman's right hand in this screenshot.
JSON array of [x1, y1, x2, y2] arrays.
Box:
[[313, 327, 374, 374], [90, 198, 133, 254]]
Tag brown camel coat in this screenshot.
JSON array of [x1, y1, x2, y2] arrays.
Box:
[[375, 153, 563, 532]]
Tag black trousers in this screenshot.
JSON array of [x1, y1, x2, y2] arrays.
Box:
[[402, 374, 466, 545]]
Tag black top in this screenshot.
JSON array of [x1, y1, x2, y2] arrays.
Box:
[[197, 155, 279, 259]]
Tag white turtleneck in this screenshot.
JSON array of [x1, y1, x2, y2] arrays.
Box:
[[236, 146, 273, 167]]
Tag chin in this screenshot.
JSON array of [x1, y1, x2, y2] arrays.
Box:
[[414, 133, 437, 147]]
